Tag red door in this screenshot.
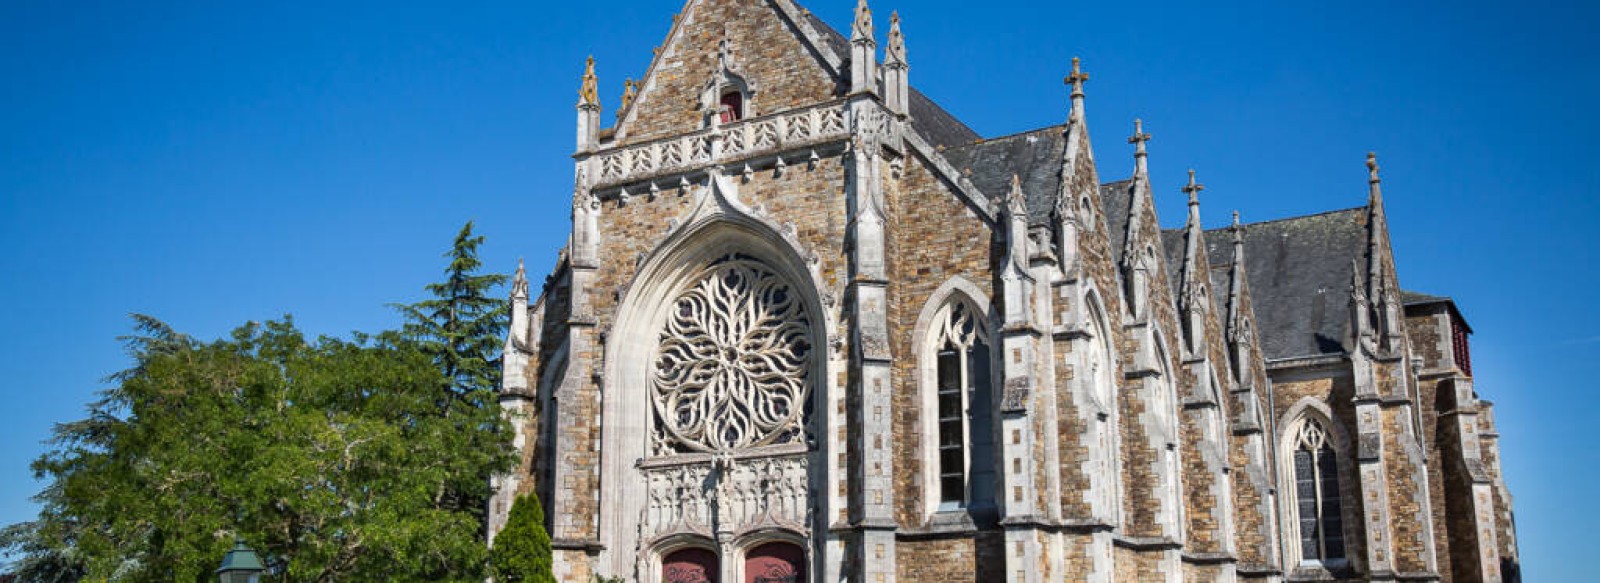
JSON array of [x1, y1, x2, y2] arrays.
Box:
[[663, 548, 719, 583], [744, 542, 804, 583]]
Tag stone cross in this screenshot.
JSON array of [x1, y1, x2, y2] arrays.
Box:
[[1064, 57, 1090, 98], [1183, 169, 1205, 205], [1128, 119, 1151, 156]]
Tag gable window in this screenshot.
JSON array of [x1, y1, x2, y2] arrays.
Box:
[[1292, 419, 1346, 564], [931, 300, 995, 510], [720, 90, 744, 123]]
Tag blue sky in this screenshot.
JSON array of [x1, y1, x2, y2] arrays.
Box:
[[1, 0, 1593, 577]]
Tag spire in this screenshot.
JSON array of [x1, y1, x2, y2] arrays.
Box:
[[885, 11, 906, 65], [1179, 170, 1208, 351], [578, 56, 599, 108], [1364, 152, 1388, 300], [1183, 169, 1205, 212], [1129, 118, 1152, 179], [850, 0, 878, 95], [882, 11, 909, 115], [1350, 259, 1372, 344], [1065, 57, 1090, 122], [1181, 169, 1206, 275], [1228, 211, 1247, 302], [511, 258, 529, 301], [1007, 173, 1028, 218], [1366, 151, 1384, 208], [852, 0, 875, 43]]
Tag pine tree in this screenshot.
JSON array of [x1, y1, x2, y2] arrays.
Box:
[[490, 493, 554, 583], [393, 221, 510, 395]]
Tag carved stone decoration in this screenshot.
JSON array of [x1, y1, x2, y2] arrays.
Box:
[[651, 254, 813, 453], [640, 454, 811, 542]]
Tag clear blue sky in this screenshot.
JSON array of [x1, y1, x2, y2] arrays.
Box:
[[2, 0, 1593, 577]]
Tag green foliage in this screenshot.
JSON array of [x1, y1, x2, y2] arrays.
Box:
[[3, 316, 515, 582], [392, 221, 510, 395], [488, 493, 553, 583]]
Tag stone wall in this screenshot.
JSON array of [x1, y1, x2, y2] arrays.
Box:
[[615, 0, 841, 146]]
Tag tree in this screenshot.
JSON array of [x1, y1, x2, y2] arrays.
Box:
[[488, 493, 553, 583], [3, 316, 515, 582], [392, 221, 510, 395]]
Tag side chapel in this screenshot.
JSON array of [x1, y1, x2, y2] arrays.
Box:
[[488, 1, 1521, 581]]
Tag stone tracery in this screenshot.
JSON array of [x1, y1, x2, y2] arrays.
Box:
[[652, 254, 813, 454]]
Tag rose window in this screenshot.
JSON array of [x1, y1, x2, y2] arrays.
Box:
[[652, 254, 812, 454]]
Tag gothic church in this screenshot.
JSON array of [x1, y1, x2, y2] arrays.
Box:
[[488, 1, 1520, 581]]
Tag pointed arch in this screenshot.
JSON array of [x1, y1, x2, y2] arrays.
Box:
[[1276, 397, 1359, 570], [1078, 287, 1123, 522], [912, 276, 999, 519], [598, 174, 834, 580]]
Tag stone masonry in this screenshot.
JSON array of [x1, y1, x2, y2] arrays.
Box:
[[488, 1, 1520, 582]]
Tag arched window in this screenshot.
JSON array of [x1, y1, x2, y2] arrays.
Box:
[[930, 300, 995, 510], [720, 90, 744, 123], [1292, 419, 1346, 564]]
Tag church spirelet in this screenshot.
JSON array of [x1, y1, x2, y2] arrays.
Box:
[[486, 2, 1520, 582]]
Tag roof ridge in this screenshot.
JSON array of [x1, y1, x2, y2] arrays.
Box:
[[1204, 205, 1368, 232], [944, 124, 1067, 151]]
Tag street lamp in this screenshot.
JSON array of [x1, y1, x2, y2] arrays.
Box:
[[216, 538, 266, 583]]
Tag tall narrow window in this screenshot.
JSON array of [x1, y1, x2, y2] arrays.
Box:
[[932, 301, 993, 510], [1293, 420, 1346, 564]]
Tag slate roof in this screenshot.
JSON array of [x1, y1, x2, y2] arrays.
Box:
[[939, 126, 1068, 223], [802, 10, 982, 149], [803, 4, 1378, 364], [1401, 290, 1449, 305], [1100, 179, 1135, 263], [1203, 207, 1370, 362]]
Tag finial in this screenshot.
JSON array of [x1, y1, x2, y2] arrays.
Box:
[[512, 258, 529, 299], [1182, 169, 1205, 206], [578, 56, 599, 107], [1366, 152, 1381, 184], [886, 11, 906, 64], [1349, 259, 1365, 297], [1128, 119, 1151, 157], [1231, 211, 1244, 245], [1065, 57, 1090, 98], [1006, 174, 1028, 217], [852, 0, 874, 41], [618, 79, 637, 118]]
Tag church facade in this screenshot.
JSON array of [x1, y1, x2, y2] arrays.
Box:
[[488, 1, 1520, 581]]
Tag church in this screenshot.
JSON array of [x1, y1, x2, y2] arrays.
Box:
[[487, 1, 1520, 581]]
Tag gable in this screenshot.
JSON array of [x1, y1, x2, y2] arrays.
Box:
[[613, 0, 844, 145]]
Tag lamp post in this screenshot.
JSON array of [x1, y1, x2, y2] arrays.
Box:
[[216, 538, 266, 583]]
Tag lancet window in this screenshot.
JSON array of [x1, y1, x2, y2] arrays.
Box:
[[1292, 419, 1347, 564], [930, 300, 995, 510]]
